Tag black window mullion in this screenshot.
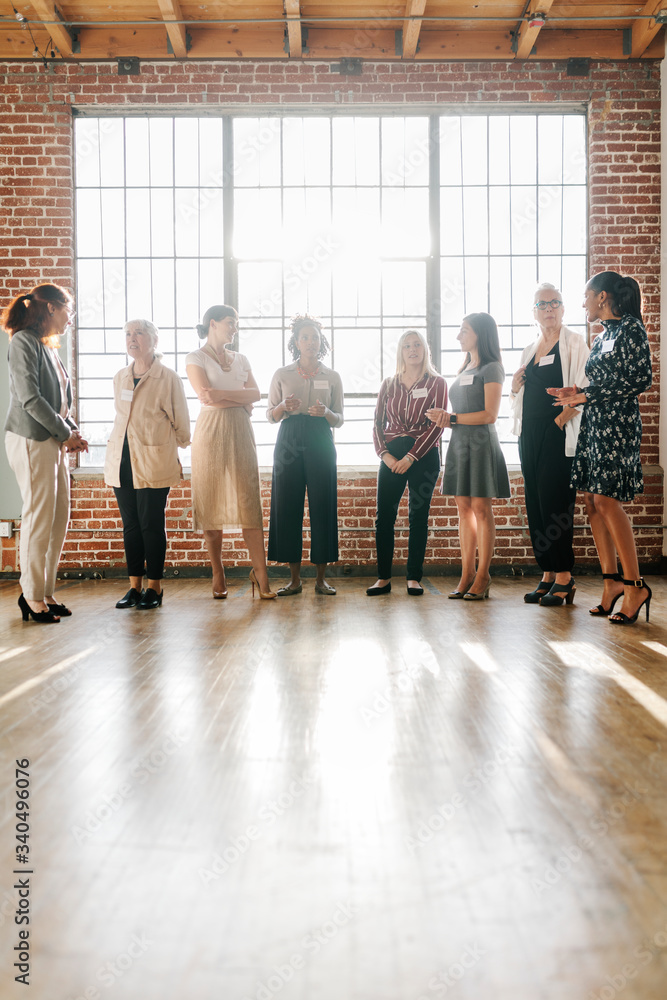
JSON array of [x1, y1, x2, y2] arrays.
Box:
[[222, 116, 236, 311], [427, 114, 441, 369]]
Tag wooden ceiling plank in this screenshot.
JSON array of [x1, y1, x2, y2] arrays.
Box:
[[402, 0, 427, 60], [29, 0, 75, 56], [630, 0, 665, 57], [285, 0, 302, 58], [156, 0, 188, 58], [514, 0, 556, 59]]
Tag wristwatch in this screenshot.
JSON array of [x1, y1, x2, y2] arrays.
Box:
[[450, 414, 458, 424]]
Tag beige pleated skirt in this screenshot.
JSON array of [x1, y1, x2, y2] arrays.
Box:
[[191, 407, 263, 530]]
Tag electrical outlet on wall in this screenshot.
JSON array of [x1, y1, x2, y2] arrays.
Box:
[[0, 521, 14, 537]]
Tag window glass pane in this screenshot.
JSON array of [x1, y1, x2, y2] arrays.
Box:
[[151, 260, 176, 327], [75, 119, 101, 187], [488, 116, 510, 184], [461, 117, 487, 185], [562, 187, 587, 253], [440, 188, 463, 256], [176, 260, 199, 326], [151, 189, 175, 256], [537, 186, 563, 255], [564, 116, 586, 184], [175, 119, 199, 185], [234, 189, 282, 258], [199, 189, 224, 256], [489, 257, 512, 326], [381, 188, 429, 257], [76, 190, 102, 257], [510, 116, 537, 184], [126, 189, 151, 256], [333, 118, 379, 185], [77, 259, 105, 326], [440, 117, 462, 185], [102, 260, 127, 326], [510, 187, 537, 255], [334, 328, 383, 394], [125, 119, 149, 186], [149, 118, 174, 186], [463, 258, 488, 312], [538, 116, 563, 185], [174, 188, 200, 257], [382, 262, 425, 317], [99, 119, 125, 187], [101, 189, 125, 257], [239, 325, 284, 392], [125, 258, 151, 319], [440, 259, 465, 325], [199, 118, 223, 184], [489, 187, 510, 255], [238, 262, 283, 318], [462, 188, 488, 255], [199, 259, 225, 319]]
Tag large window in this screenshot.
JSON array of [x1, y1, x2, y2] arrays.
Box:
[[74, 112, 587, 468]]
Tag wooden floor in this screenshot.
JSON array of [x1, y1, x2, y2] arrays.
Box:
[[1, 575, 667, 1000]]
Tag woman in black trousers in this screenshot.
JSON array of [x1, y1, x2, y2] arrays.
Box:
[[368, 330, 447, 596], [267, 315, 344, 596], [510, 284, 590, 607]]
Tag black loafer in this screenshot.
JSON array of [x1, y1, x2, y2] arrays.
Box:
[[137, 588, 163, 610], [366, 582, 391, 596], [116, 587, 144, 609], [407, 585, 424, 596]]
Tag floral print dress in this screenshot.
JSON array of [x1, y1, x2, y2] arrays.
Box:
[[571, 314, 652, 502]]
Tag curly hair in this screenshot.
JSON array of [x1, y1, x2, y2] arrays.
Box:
[[286, 314, 331, 361]]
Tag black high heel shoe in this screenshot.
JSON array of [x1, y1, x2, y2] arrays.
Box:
[[589, 572, 623, 617], [609, 578, 652, 625], [18, 594, 60, 624], [47, 602, 72, 617], [539, 578, 576, 607], [524, 580, 552, 604]]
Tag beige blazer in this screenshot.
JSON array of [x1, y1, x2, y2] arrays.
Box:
[[104, 359, 191, 489]]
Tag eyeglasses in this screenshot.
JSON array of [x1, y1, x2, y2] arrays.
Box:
[[534, 299, 563, 310]]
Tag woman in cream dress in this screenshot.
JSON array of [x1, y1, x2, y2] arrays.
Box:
[[186, 305, 275, 599]]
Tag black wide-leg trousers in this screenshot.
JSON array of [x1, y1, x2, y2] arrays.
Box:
[[519, 418, 575, 574], [375, 437, 440, 582], [113, 486, 170, 580], [268, 415, 339, 565]]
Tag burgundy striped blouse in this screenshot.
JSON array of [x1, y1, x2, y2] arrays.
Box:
[[373, 372, 448, 462]]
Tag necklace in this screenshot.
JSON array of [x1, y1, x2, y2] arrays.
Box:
[[297, 362, 320, 379]]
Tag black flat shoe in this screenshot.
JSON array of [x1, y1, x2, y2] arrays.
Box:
[[47, 602, 72, 617], [18, 594, 60, 623], [366, 582, 391, 596], [137, 588, 163, 610], [407, 584, 423, 596], [524, 581, 552, 604], [116, 587, 144, 609]]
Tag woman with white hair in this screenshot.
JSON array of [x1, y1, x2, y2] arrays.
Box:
[[510, 284, 590, 606], [105, 318, 191, 610], [367, 330, 447, 596]]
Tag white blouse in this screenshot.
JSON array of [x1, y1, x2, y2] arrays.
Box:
[[185, 348, 251, 408]]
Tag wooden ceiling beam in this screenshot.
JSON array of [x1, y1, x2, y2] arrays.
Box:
[[29, 0, 76, 57], [630, 0, 665, 57], [513, 0, 556, 59], [402, 0, 427, 60], [156, 0, 188, 58], [285, 0, 302, 58]]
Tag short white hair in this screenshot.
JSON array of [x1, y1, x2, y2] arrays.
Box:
[[124, 318, 163, 358], [534, 282, 562, 298]]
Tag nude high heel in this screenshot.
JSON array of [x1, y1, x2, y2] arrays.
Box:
[[249, 569, 276, 600]]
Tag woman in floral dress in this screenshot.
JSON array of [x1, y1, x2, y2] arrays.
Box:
[[548, 271, 653, 625]]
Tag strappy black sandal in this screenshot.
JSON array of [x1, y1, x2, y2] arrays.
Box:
[[609, 578, 652, 625], [589, 572, 623, 617]]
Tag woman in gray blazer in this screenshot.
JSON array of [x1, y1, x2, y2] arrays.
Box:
[[3, 284, 88, 623]]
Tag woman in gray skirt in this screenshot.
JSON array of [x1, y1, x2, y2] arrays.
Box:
[[427, 313, 509, 601]]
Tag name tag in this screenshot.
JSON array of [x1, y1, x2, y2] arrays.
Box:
[[459, 374, 475, 386], [237, 370, 249, 383], [313, 380, 329, 390], [538, 355, 555, 367], [121, 388, 134, 401], [601, 339, 616, 354], [412, 387, 428, 398]]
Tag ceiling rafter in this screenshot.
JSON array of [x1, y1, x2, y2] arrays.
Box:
[[29, 0, 75, 56], [402, 0, 427, 60], [285, 0, 302, 58], [513, 0, 556, 60], [156, 0, 188, 58], [630, 0, 665, 57]]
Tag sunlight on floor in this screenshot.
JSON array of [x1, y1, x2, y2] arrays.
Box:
[[548, 641, 667, 730], [459, 642, 498, 673]]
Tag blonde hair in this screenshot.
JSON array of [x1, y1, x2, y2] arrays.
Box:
[[394, 330, 438, 381]]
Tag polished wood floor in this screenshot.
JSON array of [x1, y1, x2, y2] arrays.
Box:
[[1, 575, 667, 1000]]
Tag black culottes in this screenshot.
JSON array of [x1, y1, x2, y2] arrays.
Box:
[[519, 418, 575, 574]]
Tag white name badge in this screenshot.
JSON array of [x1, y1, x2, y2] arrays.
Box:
[[121, 389, 134, 401], [601, 339, 616, 353], [237, 370, 249, 383], [538, 354, 556, 366], [313, 380, 329, 390], [459, 374, 475, 386], [412, 387, 428, 398]]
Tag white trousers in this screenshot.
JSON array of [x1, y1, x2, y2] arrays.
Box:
[[5, 431, 70, 602]]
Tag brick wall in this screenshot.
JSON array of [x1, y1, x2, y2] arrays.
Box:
[[0, 58, 662, 574]]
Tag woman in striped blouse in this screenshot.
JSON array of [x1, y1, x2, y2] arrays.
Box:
[[367, 330, 447, 596]]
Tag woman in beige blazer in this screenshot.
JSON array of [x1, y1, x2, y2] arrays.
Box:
[[3, 283, 88, 623], [104, 319, 190, 610]]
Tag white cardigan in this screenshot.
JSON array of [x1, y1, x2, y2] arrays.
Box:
[[509, 325, 590, 458]]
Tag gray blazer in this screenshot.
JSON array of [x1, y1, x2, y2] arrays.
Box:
[[4, 329, 77, 442]]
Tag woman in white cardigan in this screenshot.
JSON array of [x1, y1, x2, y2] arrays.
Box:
[[510, 284, 589, 606]]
